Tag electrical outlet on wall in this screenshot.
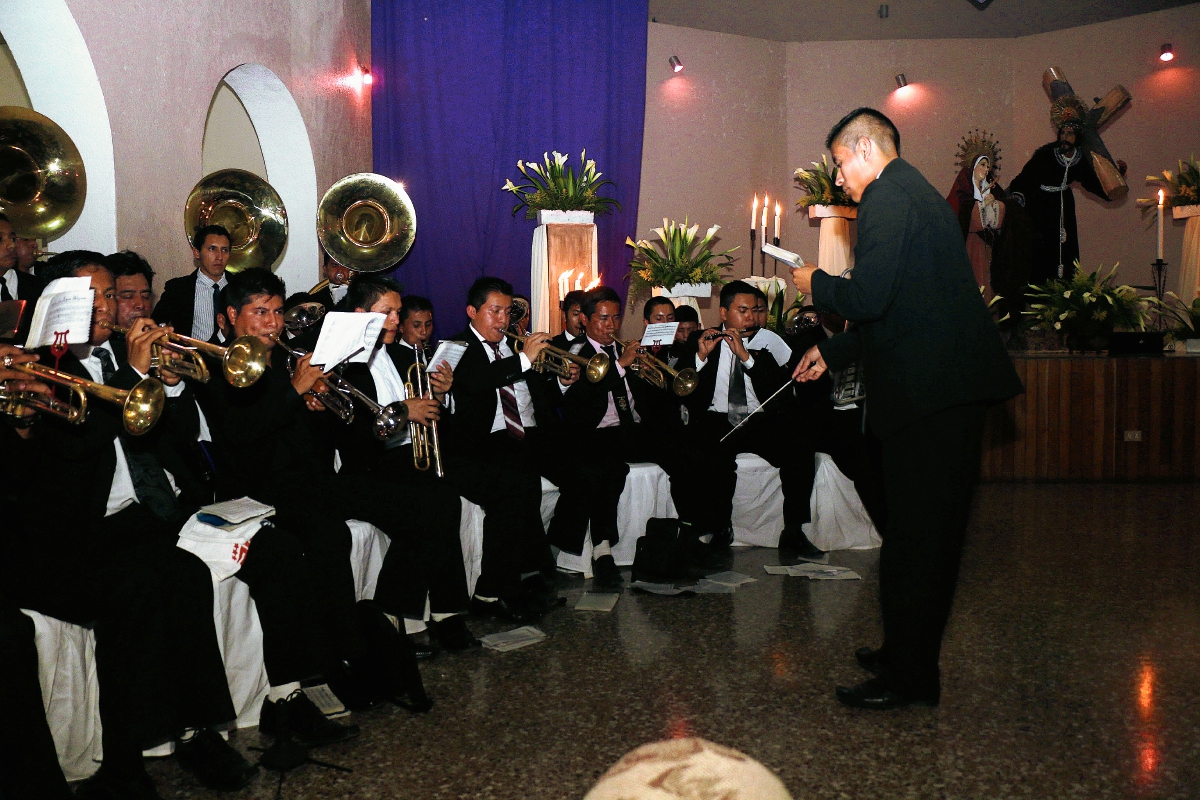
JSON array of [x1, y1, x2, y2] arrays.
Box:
[[1124, 431, 1143, 442]]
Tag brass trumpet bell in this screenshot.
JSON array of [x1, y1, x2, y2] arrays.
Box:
[[221, 336, 272, 388], [318, 173, 416, 273], [184, 169, 288, 272], [0, 107, 86, 240]]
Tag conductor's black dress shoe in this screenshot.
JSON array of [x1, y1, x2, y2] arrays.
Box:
[[471, 594, 536, 623], [835, 677, 939, 710], [429, 615, 482, 651]]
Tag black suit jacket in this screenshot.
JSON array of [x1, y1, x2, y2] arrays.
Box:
[[446, 327, 559, 449], [559, 339, 660, 432], [4, 268, 43, 343], [812, 157, 1023, 439], [678, 336, 789, 421], [153, 269, 230, 338], [335, 343, 427, 475]]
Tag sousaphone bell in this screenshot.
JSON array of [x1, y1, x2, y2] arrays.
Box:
[[0, 106, 87, 240], [318, 173, 416, 273], [184, 168, 288, 272]]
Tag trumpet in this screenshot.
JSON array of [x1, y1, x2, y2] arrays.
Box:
[[614, 338, 698, 397], [1, 361, 164, 435], [503, 331, 609, 383], [273, 335, 356, 423], [101, 322, 270, 388], [405, 346, 444, 476]]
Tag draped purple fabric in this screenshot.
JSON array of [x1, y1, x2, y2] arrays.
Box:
[[371, 0, 648, 336]]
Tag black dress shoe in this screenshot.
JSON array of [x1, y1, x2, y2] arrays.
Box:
[[428, 615, 482, 651], [521, 574, 567, 611], [259, 690, 360, 748], [592, 554, 624, 588], [356, 602, 432, 714], [406, 633, 439, 660], [835, 677, 939, 710], [75, 766, 163, 800], [855, 646, 887, 676], [325, 660, 382, 712], [175, 728, 259, 791], [471, 594, 537, 623], [779, 527, 826, 562]]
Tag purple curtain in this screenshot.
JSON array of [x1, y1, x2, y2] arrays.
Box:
[[371, 0, 648, 336]]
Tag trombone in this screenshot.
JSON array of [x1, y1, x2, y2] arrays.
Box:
[[614, 338, 698, 397], [100, 322, 271, 388], [503, 331, 609, 383], [1, 360, 164, 435], [405, 346, 443, 476]]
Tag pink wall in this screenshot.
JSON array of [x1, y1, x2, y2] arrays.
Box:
[[639, 4, 1200, 327], [63, 0, 372, 284]]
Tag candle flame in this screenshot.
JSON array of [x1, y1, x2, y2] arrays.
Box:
[[1159, 189, 1165, 204], [775, 201, 781, 215], [753, 194, 759, 211], [585, 275, 602, 290]]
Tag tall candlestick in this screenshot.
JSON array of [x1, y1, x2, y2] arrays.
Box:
[[752, 195, 759, 230], [1158, 189, 1165, 260], [774, 202, 781, 241], [762, 194, 769, 229]]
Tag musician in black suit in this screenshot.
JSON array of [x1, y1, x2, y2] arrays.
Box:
[[559, 287, 717, 584], [792, 108, 1023, 709], [151, 224, 231, 339], [633, 296, 686, 431], [8, 252, 256, 795], [0, 213, 43, 342], [548, 288, 586, 351], [445, 277, 582, 618], [328, 276, 478, 653], [198, 268, 439, 713]]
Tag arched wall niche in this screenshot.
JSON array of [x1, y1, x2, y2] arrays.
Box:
[[216, 64, 320, 292], [202, 83, 267, 179], [0, 1, 116, 252]]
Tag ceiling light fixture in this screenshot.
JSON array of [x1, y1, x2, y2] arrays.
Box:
[[669, 55, 683, 73], [895, 73, 908, 89], [1160, 44, 1174, 62]]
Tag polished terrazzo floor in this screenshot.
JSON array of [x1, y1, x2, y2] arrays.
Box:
[[144, 484, 1200, 799]]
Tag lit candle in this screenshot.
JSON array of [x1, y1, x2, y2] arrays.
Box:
[[752, 195, 759, 230], [1158, 189, 1165, 261], [762, 194, 769, 229], [774, 202, 781, 241]]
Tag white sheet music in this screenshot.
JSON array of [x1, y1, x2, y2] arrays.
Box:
[[641, 322, 679, 348], [310, 311, 384, 368], [762, 243, 806, 269], [426, 339, 468, 373], [24, 277, 94, 349]]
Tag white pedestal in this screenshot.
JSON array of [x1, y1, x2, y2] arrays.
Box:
[[809, 205, 856, 277], [1174, 205, 1200, 302], [531, 218, 598, 334]]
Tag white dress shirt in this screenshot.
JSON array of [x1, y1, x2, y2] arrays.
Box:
[[469, 325, 536, 432], [696, 331, 761, 415], [193, 271, 228, 342], [1, 268, 18, 299], [72, 341, 137, 517], [367, 344, 411, 445], [329, 283, 349, 306]]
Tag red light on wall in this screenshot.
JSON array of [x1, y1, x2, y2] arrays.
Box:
[[1160, 44, 1174, 62], [362, 68, 373, 85]]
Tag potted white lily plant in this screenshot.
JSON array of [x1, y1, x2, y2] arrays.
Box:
[[502, 150, 620, 224], [626, 218, 736, 304]]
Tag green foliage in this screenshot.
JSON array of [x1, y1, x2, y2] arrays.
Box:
[[1153, 291, 1200, 340], [501, 150, 620, 219], [1024, 261, 1151, 338], [793, 155, 857, 209], [626, 219, 736, 293], [1137, 154, 1200, 218]]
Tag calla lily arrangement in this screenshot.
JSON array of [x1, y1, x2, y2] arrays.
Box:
[[794, 155, 856, 208], [1137, 154, 1200, 217], [626, 218, 736, 294], [502, 150, 620, 220], [1024, 262, 1151, 339]]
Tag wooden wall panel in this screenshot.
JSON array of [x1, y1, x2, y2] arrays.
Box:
[[980, 355, 1200, 482]]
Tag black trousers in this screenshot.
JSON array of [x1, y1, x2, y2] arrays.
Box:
[[444, 429, 557, 597], [0, 602, 72, 800], [695, 410, 816, 532], [4, 505, 235, 760], [814, 405, 888, 532], [876, 402, 987, 696]]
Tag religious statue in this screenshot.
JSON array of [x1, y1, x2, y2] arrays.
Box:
[[946, 130, 1032, 322], [1007, 68, 1129, 284]]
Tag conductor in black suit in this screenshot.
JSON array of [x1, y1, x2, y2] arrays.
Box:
[[0, 213, 43, 342], [792, 108, 1023, 710], [151, 224, 232, 339]]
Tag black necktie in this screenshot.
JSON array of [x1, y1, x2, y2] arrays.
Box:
[[95, 346, 181, 521], [601, 345, 636, 427], [727, 345, 749, 426], [211, 282, 222, 336]]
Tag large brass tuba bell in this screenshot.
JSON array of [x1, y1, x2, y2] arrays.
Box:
[[184, 169, 288, 272], [317, 173, 416, 273], [0, 106, 87, 240]]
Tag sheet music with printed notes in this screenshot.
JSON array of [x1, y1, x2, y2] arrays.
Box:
[[641, 322, 679, 348], [310, 311, 384, 369], [24, 277, 94, 349], [426, 339, 468, 373]]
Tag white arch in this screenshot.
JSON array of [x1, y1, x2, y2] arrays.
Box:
[[221, 64, 319, 292], [0, 0, 117, 252]]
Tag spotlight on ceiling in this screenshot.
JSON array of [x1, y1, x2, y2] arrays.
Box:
[[669, 55, 683, 73], [895, 73, 908, 89], [1160, 44, 1175, 62]]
